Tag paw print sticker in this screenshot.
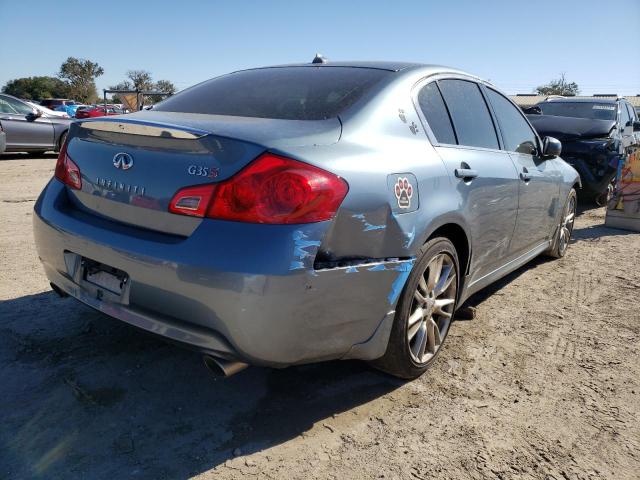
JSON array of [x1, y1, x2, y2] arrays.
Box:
[[394, 177, 413, 209]]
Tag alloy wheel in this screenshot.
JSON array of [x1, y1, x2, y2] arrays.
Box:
[[407, 253, 457, 364], [558, 194, 576, 255]]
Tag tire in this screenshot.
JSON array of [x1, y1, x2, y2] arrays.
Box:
[[372, 237, 459, 379], [546, 188, 577, 258], [594, 180, 614, 207], [56, 131, 68, 153]]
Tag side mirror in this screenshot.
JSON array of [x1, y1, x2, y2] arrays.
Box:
[[633, 121, 640, 132], [542, 136, 562, 158], [26, 109, 42, 121]]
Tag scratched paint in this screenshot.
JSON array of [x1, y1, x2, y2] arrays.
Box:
[[352, 213, 386, 232], [367, 264, 386, 272], [404, 226, 416, 248], [387, 261, 414, 305], [289, 230, 321, 271]]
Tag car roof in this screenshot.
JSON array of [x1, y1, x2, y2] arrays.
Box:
[[236, 61, 466, 74]]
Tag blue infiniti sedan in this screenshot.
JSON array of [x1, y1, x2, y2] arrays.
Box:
[[33, 61, 579, 379]]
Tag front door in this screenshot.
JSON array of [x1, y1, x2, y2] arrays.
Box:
[[483, 87, 561, 256]]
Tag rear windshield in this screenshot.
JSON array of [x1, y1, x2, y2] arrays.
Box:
[[538, 102, 617, 120], [154, 67, 390, 120]]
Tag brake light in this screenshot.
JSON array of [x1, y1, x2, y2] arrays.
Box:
[[169, 153, 349, 224], [54, 140, 82, 190]]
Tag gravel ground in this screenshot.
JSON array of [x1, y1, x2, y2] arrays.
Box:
[[1, 153, 639, 480]]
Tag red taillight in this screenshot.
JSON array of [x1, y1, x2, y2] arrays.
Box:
[[54, 140, 82, 190], [169, 153, 349, 224]]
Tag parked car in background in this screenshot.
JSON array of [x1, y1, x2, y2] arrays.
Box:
[[0, 93, 71, 154], [40, 98, 76, 110], [54, 104, 86, 117], [74, 105, 124, 119], [34, 61, 579, 379], [26, 101, 70, 118], [527, 97, 640, 205]]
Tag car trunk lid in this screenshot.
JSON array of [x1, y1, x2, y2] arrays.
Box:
[[64, 114, 341, 236]]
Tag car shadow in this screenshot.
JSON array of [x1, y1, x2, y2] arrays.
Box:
[[458, 207, 637, 314], [0, 291, 403, 479]]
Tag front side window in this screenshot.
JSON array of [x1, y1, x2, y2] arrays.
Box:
[[486, 88, 538, 155], [619, 102, 631, 128], [627, 103, 638, 122], [437, 79, 499, 150], [417, 82, 456, 145]]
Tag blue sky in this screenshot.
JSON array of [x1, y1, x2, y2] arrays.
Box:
[[1, 0, 638, 95]]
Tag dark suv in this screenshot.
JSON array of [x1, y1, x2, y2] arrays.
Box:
[[526, 97, 640, 204], [40, 98, 76, 110]]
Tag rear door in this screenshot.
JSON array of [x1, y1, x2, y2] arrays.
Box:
[[0, 95, 54, 149], [415, 78, 520, 284], [483, 87, 561, 255]]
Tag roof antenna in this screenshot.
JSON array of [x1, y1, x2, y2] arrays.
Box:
[[312, 53, 328, 64]]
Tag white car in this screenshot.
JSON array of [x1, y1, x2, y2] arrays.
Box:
[[26, 101, 70, 118]]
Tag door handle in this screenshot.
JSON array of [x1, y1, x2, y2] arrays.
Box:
[[520, 168, 532, 182], [454, 168, 478, 180]]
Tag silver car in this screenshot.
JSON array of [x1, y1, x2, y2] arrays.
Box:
[[33, 62, 579, 379], [0, 93, 71, 154]]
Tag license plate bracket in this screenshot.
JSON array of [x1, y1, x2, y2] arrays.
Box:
[[83, 259, 128, 296]]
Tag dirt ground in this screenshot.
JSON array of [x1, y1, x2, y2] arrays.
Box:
[[1, 153, 639, 480]]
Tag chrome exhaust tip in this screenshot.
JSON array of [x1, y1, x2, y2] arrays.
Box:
[[203, 355, 248, 377]]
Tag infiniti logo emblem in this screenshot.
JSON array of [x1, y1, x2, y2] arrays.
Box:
[[113, 152, 134, 170]]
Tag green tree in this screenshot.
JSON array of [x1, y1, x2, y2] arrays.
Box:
[[126, 70, 154, 91], [149, 79, 177, 103], [107, 80, 133, 103], [535, 73, 580, 96], [58, 57, 104, 103], [1, 76, 71, 100], [154, 79, 176, 95]]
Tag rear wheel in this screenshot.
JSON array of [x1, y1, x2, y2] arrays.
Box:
[[372, 237, 458, 379], [547, 188, 577, 258], [56, 131, 68, 153]]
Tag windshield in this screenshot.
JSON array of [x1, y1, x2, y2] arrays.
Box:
[[154, 67, 391, 120], [538, 102, 617, 120]]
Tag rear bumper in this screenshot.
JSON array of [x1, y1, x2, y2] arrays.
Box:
[[33, 179, 412, 367]]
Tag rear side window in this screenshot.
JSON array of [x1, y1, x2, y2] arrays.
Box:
[[155, 67, 390, 120], [0, 98, 17, 114], [485, 88, 538, 155], [438, 80, 499, 150], [417, 82, 456, 144], [2, 96, 33, 115]]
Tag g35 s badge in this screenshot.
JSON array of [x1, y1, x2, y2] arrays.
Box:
[[187, 165, 219, 178]]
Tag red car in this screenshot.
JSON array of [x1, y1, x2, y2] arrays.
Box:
[[75, 106, 123, 119]]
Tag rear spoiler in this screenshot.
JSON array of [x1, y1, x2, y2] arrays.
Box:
[[76, 118, 209, 140]]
